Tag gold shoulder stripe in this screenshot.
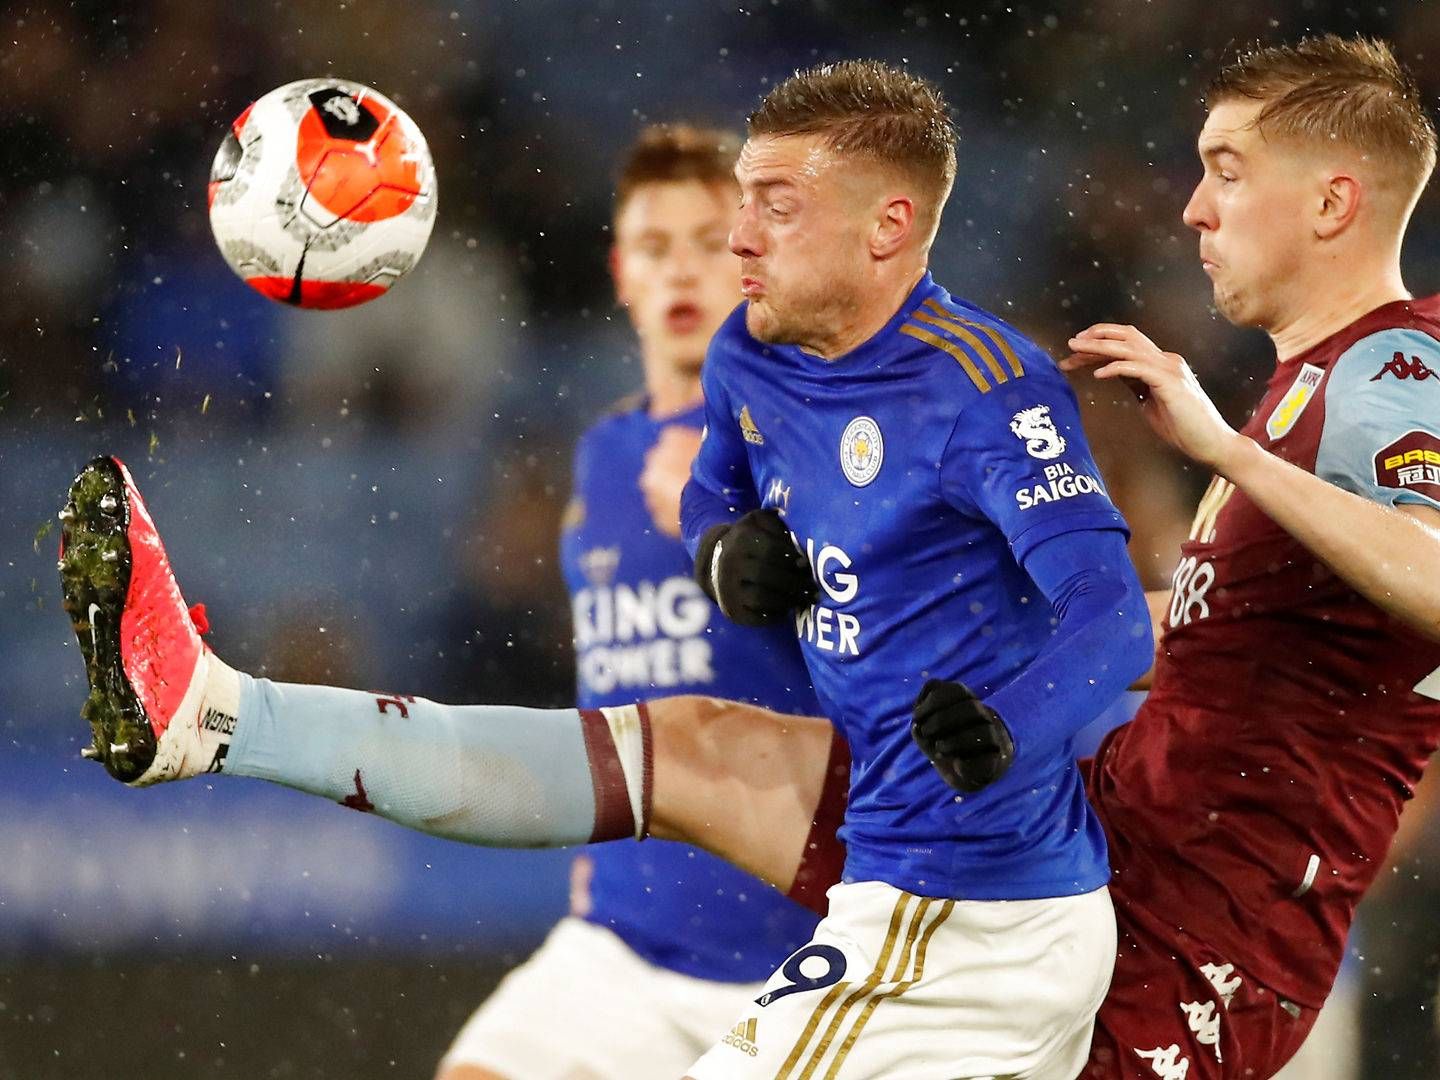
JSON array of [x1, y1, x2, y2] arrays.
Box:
[[794, 897, 931, 1080], [923, 298, 1026, 379], [898, 324, 991, 394], [911, 309, 1009, 386], [823, 900, 954, 1080], [775, 893, 912, 1080]]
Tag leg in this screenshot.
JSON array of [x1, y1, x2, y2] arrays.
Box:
[[59, 456, 846, 898], [436, 916, 764, 1080], [648, 695, 843, 894]]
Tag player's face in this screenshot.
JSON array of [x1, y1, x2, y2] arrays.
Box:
[[1182, 100, 1313, 330], [729, 134, 874, 347], [613, 180, 739, 378]]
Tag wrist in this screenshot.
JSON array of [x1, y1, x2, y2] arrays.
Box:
[[1213, 432, 1262, 484], [693, 523, 731, 603]]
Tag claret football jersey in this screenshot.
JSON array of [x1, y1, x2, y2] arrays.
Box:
[[1089, 295, 1440, 1007]]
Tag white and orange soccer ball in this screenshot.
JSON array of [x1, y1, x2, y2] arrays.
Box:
[[207, 78, 437, 309]]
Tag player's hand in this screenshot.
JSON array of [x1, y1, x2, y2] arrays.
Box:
[[695, 508, 817, 626], [1061, 324, 1250, 475], [911, 679, 1015, 794], [640, 425, 704, 538]]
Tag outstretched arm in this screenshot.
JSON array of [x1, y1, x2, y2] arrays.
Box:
[[1065, 323, 1440, 642]]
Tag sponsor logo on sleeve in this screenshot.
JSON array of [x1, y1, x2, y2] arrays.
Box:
[[1370, 351, 1436, 382], [1009, 405, 1066, 460], [1374, 431, 1440, 501], [1015, 462, 1106, 510], [839, 416, 883, 487], [1265, 362, 1325, 440]]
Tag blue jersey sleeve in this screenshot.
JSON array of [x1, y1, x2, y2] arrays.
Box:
[[939, 368, 1128, 561], [680, 342, 760, 559], [1316, 328, 1440, 513], [986, 529, 1152, 761]]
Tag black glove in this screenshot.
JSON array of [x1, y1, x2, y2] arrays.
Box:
[[911, 678, 1016, 793], [694, 508, 817, 626]]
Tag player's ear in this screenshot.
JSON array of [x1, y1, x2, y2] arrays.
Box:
[[609, 245, 629, 307], [1314, 172, 1362, 240], [871, 195, 916, 260]]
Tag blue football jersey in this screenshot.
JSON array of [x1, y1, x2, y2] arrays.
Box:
[[561, 397, 821, 982], [683, 273, 1131, 901]]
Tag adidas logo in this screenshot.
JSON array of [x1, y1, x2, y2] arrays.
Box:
[[722, 1017, 759, 1058], [738, 405, 765, 446]]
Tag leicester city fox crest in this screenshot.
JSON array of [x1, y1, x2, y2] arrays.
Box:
[[839, 416, 884, 487]]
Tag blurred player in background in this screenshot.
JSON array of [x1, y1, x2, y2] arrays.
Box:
[[59, 62, 1149, 1080], [1004, 34, 1440, 1078], [435, 124, 822, 1080]]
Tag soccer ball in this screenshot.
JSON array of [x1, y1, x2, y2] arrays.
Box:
[[207, 78, 437, 310]]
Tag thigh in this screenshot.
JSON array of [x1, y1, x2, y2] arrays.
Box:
[[688, 881, 1116, 1080], [438, 918, 725, 1080], [647, 696, 841, 897]]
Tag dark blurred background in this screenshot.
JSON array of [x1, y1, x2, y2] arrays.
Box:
[[2, 1, 1439, 1077]]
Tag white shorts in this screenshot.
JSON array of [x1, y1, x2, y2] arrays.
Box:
[[688, 880, 1116, 1080], [438, 916, 767, 1080]]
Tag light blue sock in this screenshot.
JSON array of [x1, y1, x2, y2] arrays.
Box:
[[224, 672, 644, 847]]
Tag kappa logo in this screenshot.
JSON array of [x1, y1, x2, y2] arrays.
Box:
[[1134, 1044, 1191, 1080], [1370, 350, 1436, 382], [1010, 405, 1066, 460], [1199, 962, 1241, 1009], [839, 416, 883, 487], [1265, 362, 1325, 440], [1179, 999, 1223, 1062], [722, 1017, 759, 1058], [738, 405, 765, 445]]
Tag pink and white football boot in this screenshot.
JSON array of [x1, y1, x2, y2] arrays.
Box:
[[58, 456, 241, 785]]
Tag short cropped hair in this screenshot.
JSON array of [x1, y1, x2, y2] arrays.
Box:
[[1208, 35, 1437, 203], [614, 124, 740, 219], [748, 60, 958, 238]]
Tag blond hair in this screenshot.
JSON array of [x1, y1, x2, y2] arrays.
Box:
[[1209, 35, 1436, 204], [748, 60, 957, 238]]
